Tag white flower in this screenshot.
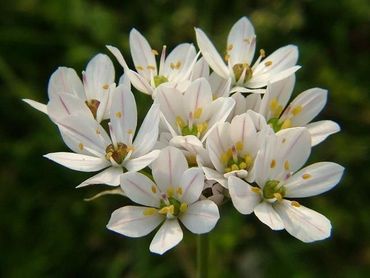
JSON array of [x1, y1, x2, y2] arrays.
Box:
[[107, 146, 220, 254], [258, 75, 340, 145], [23, 54, 116, 123], [203, 111, 272, 188], [107, 29, 198, 97], [156, 78, 235, 166], [44, 85, 160, 187], [157, 78, 235, 141], [228, 127, 344, 242], [195, 17, 300, 93]]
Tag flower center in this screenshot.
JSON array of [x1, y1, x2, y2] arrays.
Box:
[[153, 75, 168, 87], [232, 63, 253, 83], [263, 180, 286, 201], [176, 116, 208, 138], [105, 143, 129, 164], [85, 99, 100, 119], [159, 196, 187, 218], [220, 143, 253, 173]]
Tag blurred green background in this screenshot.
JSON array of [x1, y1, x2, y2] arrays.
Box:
[[1, 0, 369, 277]]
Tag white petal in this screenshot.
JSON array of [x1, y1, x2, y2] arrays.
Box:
[[130, 28, 157, 80], [195, 28, 229, 79], [179, 200, 220, 233], [23, 99, 48, 114], [229, 92, 247, 119], [132, 103, 160, 157], [184, 78, 212, 117], [307, 120, 340, 146], [44, 152, 109, 172], [274, 127, 311, 177], [125, 150, 160, 172], [156, 86, 185, 134], [227, 17, 256, 66], [274, 199, 331, 242], [107, 206, 163, 237], [179, 168, 204, 204], [119, 73, 131, 87], [47, 93, 92, 122], [57, 114, 111, 156], [77, 166, 122, 187], [127, 70, 153, 95], [150, 219, 183, 254], [48, 67, 84, 100], [254, 201, 284, 230], [110, 85, 137, 145], [230, 113, 257, 154], [281, 88, 327, 126], [163, 43, 196, 80], [209, 72, 231, 98], [253, 45, 299, 76], [228, 176, 261, 214], [84, 54, 115, 101], [202, 167, 228, 188], [121, 172, 161, 207], [259, 75, 296, 119], [284, 162, 344, 198], [245, 93, 262, 112], [152, 146, 188, 192], [202, 97, 235, 141], [205, 123, 232, 173], [106, 45, 129, 69], [191, 57, 209, 80]]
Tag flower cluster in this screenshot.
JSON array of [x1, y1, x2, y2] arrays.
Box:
[[25, 17, 344, 254]]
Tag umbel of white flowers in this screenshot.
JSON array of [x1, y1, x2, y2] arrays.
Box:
[[24, 16, 344, 254]]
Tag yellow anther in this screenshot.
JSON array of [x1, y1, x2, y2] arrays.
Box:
[[151, 185, 157, 194], [115, 112, 122, 118], [136, 65, 144, 71], [282, 138, 286, 143], [147, 65, 156, 70], [224, 167, 231, 173], [274, 192, 283, 201], [270, 159, 276, 168], [227, 44, 233, 51], [127, 145, 135, 152], [284, 160, 290, 171], [231, 164, 239, 171], [264, 61, 273, 66], [291, 201, 301, 207], [291, 105, 303, 116], [96, 128, 101, 134], [186, 155, 197, 167], [143, 207, 157, 216], [243, 38, 250, 43], [281, 119, 292, 129], [196, 122, 208, 135], [127, 129, 134, 134], [167, 186, 174, 198], [235, 141, 243, 151], [79, 143, 84, 151], [269, 98, 280, 111], [224, 54, 230, 62], [302, 173, 312, 180], [180, 203, 188, 213], [194, 107, 203, 119], [260, 49, 266, 58], [102, 84, 109, 90], [158, 205, 174, 215], [151, 49, 159, 55], [170, 61, 181, 70], [239, 162, 247, 169], [176, 116, 185, 128], [251, 187, 261, 194], [176, 187, 183, 196], [220, 150, 232, 164], [244, 154, 253, 168]]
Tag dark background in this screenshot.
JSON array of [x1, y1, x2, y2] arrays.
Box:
[[1, 0, 369, 277]]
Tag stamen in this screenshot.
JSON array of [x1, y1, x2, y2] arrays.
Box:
[[194, 107, 203, 119], [135, 65, 144, 71], [270, 159, 276, 168], [176, 187, 183, 196], [231, 164, 239, 171], [151, 49, 159, 55], [259, 49, 266, 58], [115, 112, 122, 118], [291, 105, 303, 116], [291, 201, 301, 207], [251, 187, 261, 194], [235, 141, 243, 151], [264, 61, 272, 66], [102, 84, 109, 90], [284, 160, 290, 171], [79, 143, 84, 151], [281, 119, 292, 129], [167, 186, 174, 198], [274, 192, 283, 201], [302, 173, 312, 180], [143, 208, 157, 216], [231, 145, 238, 162], [180, 203, 188, 213], [151, 185, 157, 194]]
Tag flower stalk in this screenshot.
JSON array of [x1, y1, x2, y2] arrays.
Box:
[[197, 234, 209, 278]]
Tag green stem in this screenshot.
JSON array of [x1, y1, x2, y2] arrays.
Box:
[[196, 234, 209, 278]]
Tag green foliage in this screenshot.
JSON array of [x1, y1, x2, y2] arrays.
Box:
[[1, 0, 369, 277]]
